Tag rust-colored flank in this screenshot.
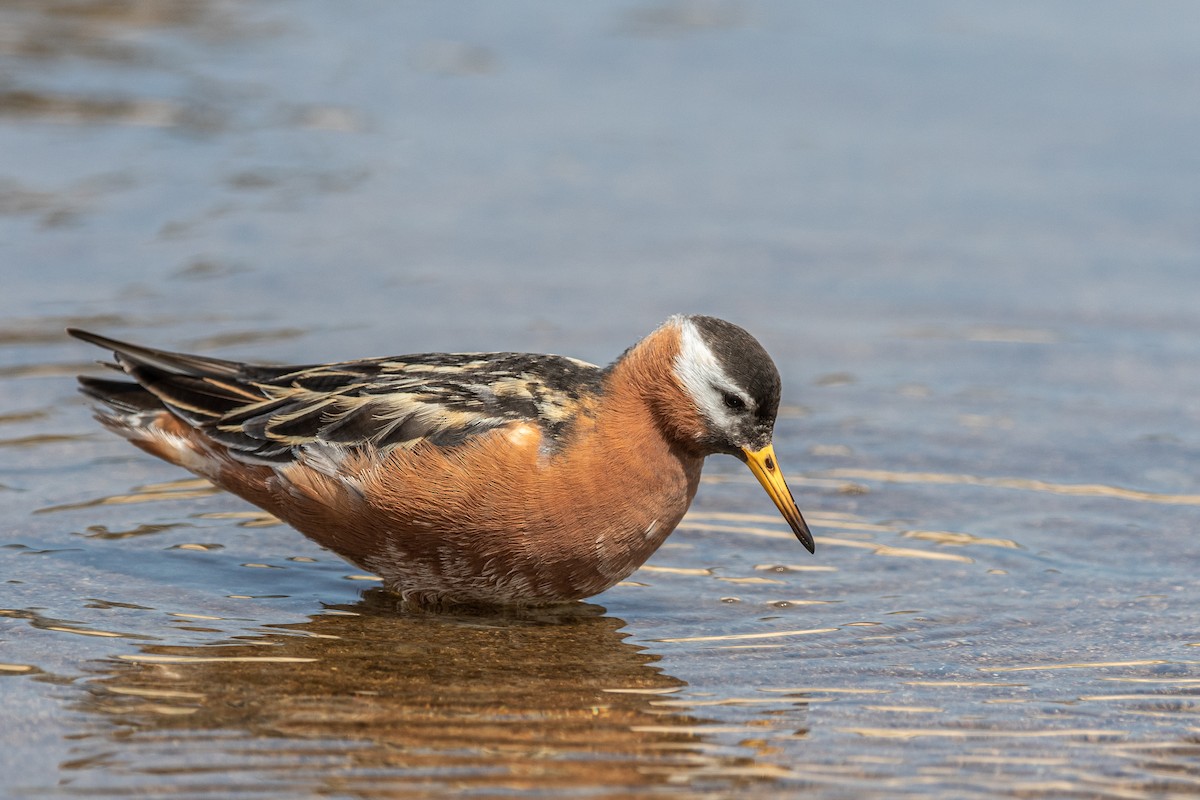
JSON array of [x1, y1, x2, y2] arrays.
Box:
[[70, 315, 814, 606]]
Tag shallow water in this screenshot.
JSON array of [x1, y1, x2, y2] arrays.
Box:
[[2, 2, 1199, 798]]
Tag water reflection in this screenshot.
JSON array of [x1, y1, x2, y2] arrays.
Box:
[[619, 0, 750, 37], [0, 0, 259, 135], [63, 593, 784, 796], [0, 0, 256, 64]]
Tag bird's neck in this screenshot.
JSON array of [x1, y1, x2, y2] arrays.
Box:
[[524, 327, 705, 597], [603, 323, 709, 457]]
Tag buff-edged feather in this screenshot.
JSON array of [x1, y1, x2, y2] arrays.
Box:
[[69, 328, 603, 465]]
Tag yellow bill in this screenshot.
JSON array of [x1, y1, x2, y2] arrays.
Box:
[[741, 443, 815, 553]]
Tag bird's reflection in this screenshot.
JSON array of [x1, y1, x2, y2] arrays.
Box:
[[66, 592, 733, 796]]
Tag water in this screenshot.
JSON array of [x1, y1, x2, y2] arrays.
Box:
[[2, 2, 1198, 797]]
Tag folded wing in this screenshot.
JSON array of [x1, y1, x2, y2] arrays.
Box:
[[70, 329, 603, 465]]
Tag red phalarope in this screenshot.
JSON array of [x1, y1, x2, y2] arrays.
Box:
[[70, 315, 814, 606]]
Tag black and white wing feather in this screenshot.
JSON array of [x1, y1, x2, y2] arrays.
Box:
[[69, 329, 603, 465]]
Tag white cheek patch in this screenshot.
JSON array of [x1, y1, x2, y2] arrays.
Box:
[[672, 318, 741, 432]]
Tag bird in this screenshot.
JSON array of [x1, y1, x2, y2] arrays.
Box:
[[69, 315, 814, 606]]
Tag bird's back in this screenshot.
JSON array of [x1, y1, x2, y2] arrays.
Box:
[[70, 329, 606, 466]]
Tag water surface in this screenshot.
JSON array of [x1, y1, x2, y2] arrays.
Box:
[[2, 2, 1198, 798]]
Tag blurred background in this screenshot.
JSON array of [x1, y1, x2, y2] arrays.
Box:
[[1, 2, 1198, 798]]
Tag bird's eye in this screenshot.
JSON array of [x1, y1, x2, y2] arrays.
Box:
[[722, 392, 746, 411]]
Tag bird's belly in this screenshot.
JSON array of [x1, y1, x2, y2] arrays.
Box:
[[354, 506, 684, 606]]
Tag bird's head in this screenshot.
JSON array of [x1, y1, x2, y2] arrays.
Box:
[[663, 314, 814, 553]]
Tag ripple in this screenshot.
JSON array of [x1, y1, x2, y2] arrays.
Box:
[[653, 627, 839, 644], [37, 477, 219, 513], [81, 522, 189, 540], [901, 530, 1021, 549], [1, 608, 157, 641], [193, 510, 282, 527], [840, 726, 1128, 740], [826, 469, 1200, 506], [0, 432, 89, 447], [987, 660, 1186, 672], [117, 654, 319, 664], [0, 663, 37, 674]]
